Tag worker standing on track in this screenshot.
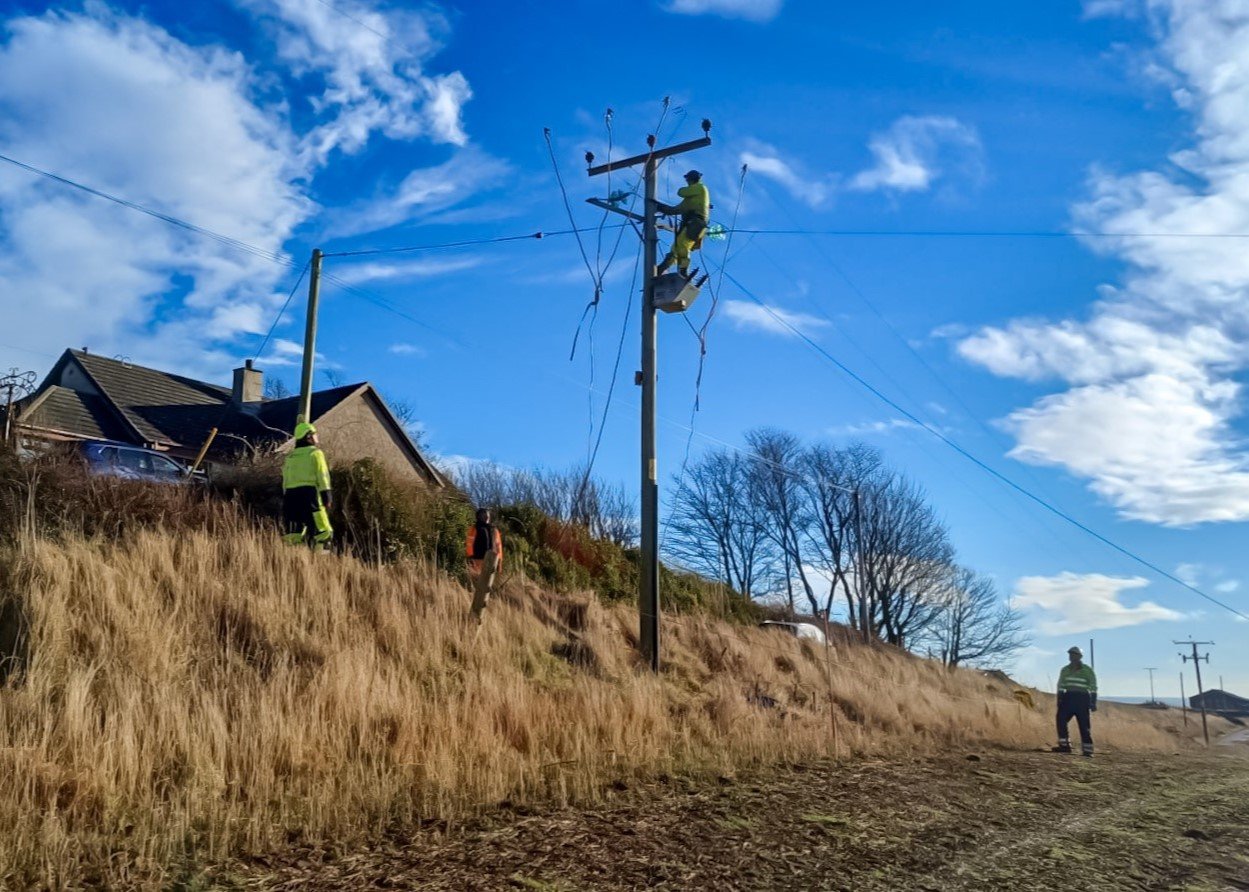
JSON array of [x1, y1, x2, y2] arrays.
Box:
[[1053, 645, 1097, 757], [466, 507, 504, 623], [281, 422, 333, 551], [655, 169, 710, 278]]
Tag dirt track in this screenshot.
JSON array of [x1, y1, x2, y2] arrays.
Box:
[[225, 748, 1249, 891]]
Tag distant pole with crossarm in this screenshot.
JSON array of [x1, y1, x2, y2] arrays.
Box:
[[586, 123, 712, 672], [1175, 639, 1214, 745]]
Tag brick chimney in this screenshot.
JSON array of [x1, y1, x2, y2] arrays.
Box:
[[232, 359, 263, 407]]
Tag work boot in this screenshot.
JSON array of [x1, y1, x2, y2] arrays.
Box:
[[1051, 743, 1072, 754], [685, 266, 700, 280]]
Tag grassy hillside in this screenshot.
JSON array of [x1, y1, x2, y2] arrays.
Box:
[[0, 525, 1222, 889]]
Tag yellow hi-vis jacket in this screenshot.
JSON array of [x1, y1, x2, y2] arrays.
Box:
[[673, 181, 710, 221], [282, 445, 331, 493], [1057, 663, 1097, 694]]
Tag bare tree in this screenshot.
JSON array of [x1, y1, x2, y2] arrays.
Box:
[[263, 377, 292, 400], [664, 449, 774, 599], [1, 368, 37, 445], [746, 429, 821, 616], [384, 395, 429, 450], [858, 472, 953, 648], [451, 462, 638, 548], [799, 442, 883, 627], [928, 567, 1029, 668]]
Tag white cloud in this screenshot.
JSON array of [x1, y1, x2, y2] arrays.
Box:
[[240, 0, 473, 160], [1175, 562, 1202, 587], [958, 1, 1249, 525], [0, 9, 307, 378], [0, 4, 480, 381], [388, 342, 424, 356], [331, 256, 481, 285], [663, 0, 783, 22], [1216, 579, 1240, 593], [741, 145, 836, 208], [1012, 572, 1184, 634], [335, 147, 510, 236], [828, 418, 922, 437], [849, 115, 983, 193], [722, 300, 829, 337]]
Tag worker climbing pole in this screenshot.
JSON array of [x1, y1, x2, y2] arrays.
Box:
[[585, 117, 713, 671], [655, 168, 710, 280]]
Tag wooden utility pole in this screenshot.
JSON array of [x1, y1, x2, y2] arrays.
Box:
[[587, 123, 711, 671], [1175, 639, 1214, 745], [1144, 667, 1157, 704], [298, 248, 324, 426], [1180, 672, 1188, 726]]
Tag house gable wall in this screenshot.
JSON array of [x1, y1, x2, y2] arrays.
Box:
[[56, 360, 101, 396], [314, 392, 430, 485]]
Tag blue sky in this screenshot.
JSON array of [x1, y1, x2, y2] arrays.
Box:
[[0, 0, 1246, 697]]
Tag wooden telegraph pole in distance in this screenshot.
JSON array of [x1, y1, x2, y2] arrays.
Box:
[[1175, 639, 1214, 745]]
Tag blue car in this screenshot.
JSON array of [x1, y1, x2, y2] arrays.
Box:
[[79, 441, 194, 484]]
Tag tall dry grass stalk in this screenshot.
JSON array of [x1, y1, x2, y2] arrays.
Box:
[[0, 529, 1222, 888]]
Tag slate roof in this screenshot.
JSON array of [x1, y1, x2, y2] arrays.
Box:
[[13, 348, 443, 486], [71, 351, 234, 446], [16, 385, 131, 441], [1190, 689, 1249, 711], [256, 385, 361, 435]]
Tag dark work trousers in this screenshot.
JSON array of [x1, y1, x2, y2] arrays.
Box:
[[1056, 690, 1093, 753], [283, 486, 332, 548]]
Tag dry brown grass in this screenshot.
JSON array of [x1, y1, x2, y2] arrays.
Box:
[[0, 528, 1225, 889]]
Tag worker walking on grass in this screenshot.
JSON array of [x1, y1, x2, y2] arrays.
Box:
[[466, 507, 504, 623], [1052, 645, 1097, 757], [281, 422, 333, 551], [655, 169, 710, 278]]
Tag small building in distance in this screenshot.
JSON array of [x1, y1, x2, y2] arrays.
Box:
[[6, 348, 444, 488], [1189, 689, 1249, 718]]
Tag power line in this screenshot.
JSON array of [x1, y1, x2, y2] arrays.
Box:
[[0, 151, 296, 269], [311, 0, 389, 41], [252, 258, 311, 363], [323, 228, 604, 258], [720, 267, 1249, 623], [728, 228, 1249, 239], [750, 180, 1108, 571]]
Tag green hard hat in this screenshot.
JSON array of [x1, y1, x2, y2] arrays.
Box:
[[294, 421, 317, 440]]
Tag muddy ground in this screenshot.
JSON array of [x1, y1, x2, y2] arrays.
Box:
[[223, 746, 1249, 891]]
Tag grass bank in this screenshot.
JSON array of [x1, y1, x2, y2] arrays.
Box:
[[0, 527, 1222, 888]]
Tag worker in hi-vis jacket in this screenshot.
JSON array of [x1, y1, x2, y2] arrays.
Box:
[[1053, 645, 1098, 756], [655, 169, 710, 278], [281, 422, 333, 551]]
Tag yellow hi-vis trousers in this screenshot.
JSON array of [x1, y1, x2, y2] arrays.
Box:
[[662, 216, 707, 273]]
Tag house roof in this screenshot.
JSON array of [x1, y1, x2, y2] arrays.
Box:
[[13, 349, 444, 487], [256, 385, 361, 434], [1190, 689, 1249, 709], [69, 350, 235, 447], [52, 351, 362, 450], [16, 385, 132, 441]]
